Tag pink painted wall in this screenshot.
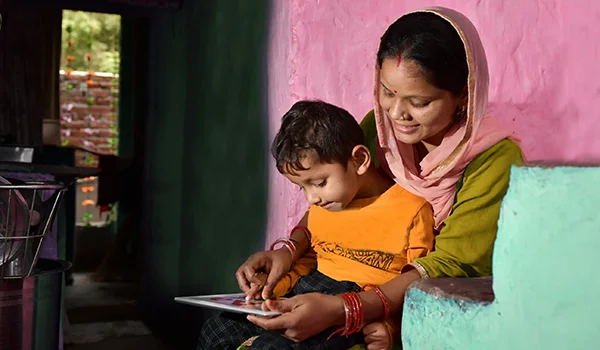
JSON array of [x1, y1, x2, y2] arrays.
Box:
[[266, 0, 293, 243], [266, 0, 600, 245]]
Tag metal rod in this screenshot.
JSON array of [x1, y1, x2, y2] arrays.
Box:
[[0, 234, 45, 240], [0, 184, 64, 190], [29, 189, 65, 277], [3, 189, 12, 273]]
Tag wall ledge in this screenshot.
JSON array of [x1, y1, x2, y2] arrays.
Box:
[[406, 277, 494, 305]]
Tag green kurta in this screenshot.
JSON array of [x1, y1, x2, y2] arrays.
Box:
[[360, 110, 523, 278]]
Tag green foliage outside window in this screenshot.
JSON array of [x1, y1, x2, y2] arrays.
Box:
[[61, 10, 121, 74]]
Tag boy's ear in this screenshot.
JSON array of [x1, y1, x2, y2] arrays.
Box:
[[351, 145, 371, 176]]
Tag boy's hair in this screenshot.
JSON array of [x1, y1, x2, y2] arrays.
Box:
[[271, 100, 365, 174]]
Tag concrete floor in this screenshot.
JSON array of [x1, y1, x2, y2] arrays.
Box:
[[65, 335, 171, 350], [64, 274, 180, 349]]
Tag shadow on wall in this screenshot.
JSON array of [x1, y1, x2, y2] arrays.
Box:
[[137, 0, 270, 347], [402, 164, 600, 350]]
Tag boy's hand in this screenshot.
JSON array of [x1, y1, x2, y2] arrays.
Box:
[[235, 248, 294, 300], [363, 321, 392, 350]]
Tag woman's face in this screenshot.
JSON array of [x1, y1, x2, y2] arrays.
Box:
[[378, 58, 464, 151]]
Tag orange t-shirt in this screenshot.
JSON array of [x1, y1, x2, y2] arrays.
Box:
[[272, 184, 434, 342], [273, 184, 434, 296], [310, 184, 434, 286]]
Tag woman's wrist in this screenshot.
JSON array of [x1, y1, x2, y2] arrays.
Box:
[[360, 269, 422, 322], [362, 284, 389, 320]]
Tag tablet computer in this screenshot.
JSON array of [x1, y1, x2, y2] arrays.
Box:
[[174, 293, 283, 318]]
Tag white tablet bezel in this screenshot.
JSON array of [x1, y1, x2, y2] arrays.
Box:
[[174, 293, 283, 318]]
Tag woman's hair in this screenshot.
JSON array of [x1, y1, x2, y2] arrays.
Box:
[[272, 100, 364, 175], [377, 12, 468, 96]]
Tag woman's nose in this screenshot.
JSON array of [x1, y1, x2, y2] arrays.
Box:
[[387, 100, 407, 121]]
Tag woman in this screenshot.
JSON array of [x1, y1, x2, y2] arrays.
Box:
[[209, 6, 523, 349]]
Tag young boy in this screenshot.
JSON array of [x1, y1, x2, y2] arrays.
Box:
[[199, 100, 434, 350]]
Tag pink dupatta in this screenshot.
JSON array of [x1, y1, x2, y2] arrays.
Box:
[[374, 7, 520, 230]]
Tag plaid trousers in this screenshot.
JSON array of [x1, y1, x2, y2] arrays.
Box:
[[198, 270, 363, 350]]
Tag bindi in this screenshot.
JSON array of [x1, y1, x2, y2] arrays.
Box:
[[396, 55, 402, 67]]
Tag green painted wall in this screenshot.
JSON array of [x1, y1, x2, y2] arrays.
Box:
[[402, 165, 600, 350], [132, 1, 270, 345]]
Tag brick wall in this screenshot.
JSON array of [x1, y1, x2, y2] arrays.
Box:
[[59, 70, 119, 167]]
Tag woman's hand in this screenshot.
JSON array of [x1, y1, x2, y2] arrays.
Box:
[[246, 293, 344, 342], [235, 248, 293, 300]]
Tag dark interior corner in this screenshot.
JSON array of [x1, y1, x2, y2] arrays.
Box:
[[0, 0, 272, 348]]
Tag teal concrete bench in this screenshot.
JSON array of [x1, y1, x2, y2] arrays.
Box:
[[401, 164, 600, 350]]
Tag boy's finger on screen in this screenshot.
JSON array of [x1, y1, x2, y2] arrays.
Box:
[[246, 283, 262, 299]]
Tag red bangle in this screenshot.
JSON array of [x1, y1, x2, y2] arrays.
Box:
[[348, 292, 363, 334], [328, 292, 364, 340], [356, 293, 364, 332], [291, 225, 312, 242], [341, 293, 352, 335], [362, 284, 390, 320]]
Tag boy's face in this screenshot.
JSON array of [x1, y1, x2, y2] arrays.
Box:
[[283, 153, 360, 212]]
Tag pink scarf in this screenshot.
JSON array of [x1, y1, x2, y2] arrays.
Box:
[[374, 7, 520, 230]]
